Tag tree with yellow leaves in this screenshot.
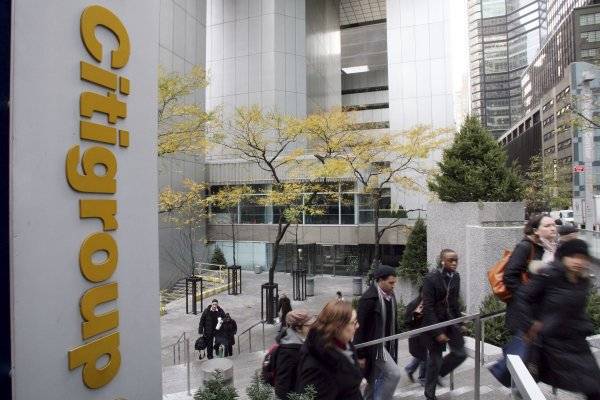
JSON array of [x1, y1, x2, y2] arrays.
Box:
[[305, 110, 447, 270], [218, 106, 345, 320], [158, 65, 216, 156], [158, 65, 213, 277]]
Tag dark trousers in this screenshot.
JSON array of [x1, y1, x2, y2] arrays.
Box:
[[424, 325, 466, 399], [205, 335, 215, 359], [586, 393, 600, 400], [224, 344, 233, 357]]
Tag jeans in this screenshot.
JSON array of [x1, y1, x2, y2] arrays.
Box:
[[364, 348, 402, 400], [424, 325, 466, 399], [405, 357, 426, 381]]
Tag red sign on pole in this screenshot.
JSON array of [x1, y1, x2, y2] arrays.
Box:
[[574, 165, 585, 173]]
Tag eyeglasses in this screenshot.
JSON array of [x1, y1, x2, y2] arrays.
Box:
[[349, 319, 358, 327]]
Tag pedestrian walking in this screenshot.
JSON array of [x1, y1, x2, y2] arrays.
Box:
[[214, 313, 237, 357], [297, 300, 363, 400], [198, 299, 225, 359], [277, 293, 292, 331], [422, 249, 467, 400], [274, 309, 314, 399], [517, 239, 600, 400], [336, 291, 344, 301], [354, 265, 401, 400], [504, 214, 556, 333], [404, 287, 427, 385]]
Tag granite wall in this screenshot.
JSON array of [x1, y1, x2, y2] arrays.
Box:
[[427, 202, 525, 313]]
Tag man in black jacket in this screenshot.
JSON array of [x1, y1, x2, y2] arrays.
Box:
[[198, 299, 225, 359], [422, 249, 466, 400], [355, 265, 401, 400]]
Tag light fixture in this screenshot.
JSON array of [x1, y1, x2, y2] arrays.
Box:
[[342, 65, 369, 74]]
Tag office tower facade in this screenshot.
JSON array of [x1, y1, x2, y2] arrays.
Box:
[[522, 2, 600, 115], [468, 0, 547, 138]]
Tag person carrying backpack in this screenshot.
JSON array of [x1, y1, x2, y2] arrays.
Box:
[[504, 215, 556, 333], [272, 309, 314, 399]]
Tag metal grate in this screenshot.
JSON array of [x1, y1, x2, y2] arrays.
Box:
[[340, 0, 386, 26]]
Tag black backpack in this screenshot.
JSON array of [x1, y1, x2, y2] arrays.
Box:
[[261, 343, 280, 386]]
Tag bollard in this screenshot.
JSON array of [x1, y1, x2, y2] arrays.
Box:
[[306, 275, 315, 297]]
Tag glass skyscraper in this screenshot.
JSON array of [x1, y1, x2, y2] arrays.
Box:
[[469, 0, 547, 138]]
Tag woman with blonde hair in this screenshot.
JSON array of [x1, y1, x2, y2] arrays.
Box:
[[297, 300, 363, 400]]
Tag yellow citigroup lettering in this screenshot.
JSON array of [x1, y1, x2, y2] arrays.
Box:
[[67, 4, 131, 390]]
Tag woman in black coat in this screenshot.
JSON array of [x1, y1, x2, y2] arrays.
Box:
[[214, 314, 237, 357], [297, 300, 363, 400], [274, 310, 313, 399], [517, 239, 600, 400], [504, 214, 555, 333]]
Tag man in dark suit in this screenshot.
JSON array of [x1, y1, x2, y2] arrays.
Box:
[[355, 265, 401, 400], [198, 299, 225, 359]]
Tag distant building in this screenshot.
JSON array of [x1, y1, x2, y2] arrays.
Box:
[[522, 2, 600, 116], [468, 0, 547, 138], [497, 107, 542, 171]]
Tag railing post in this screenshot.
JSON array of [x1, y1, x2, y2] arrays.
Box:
[[481, 321, 486, 365], [262, 322, 265, 350], [185, 338, 191, 396], [450, 371, 454, 390], [249, 328, 252, 353], [173, 345, 176, 365], [474, 314, 482, 400], [237, 335, 241, 355]]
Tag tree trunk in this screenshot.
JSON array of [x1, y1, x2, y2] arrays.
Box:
[[230, 207, 236, 267], [371, 189, 381, 268], [269, 221, 290, 285]]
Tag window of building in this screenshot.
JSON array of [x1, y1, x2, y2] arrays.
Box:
[[581, 31, 600, 43], [544, 146, 556, 155], [581, 48, 599, 59], [358, 188, 391, 224], [544, 130, 555, 142], [580, 12, 600, 26], [558, 138, 572, 151], [543, 115, 555, 127], [542, 100, 553, 113]]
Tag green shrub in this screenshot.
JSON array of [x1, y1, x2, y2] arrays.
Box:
[[246, 373, 274, 400], [194, 370, 238, 400], [428, 116, 522, 202], [587, 288, 600, 335], [287, 385, 317, 400], [210, 247, 227, 269], [479, 294, 510, 347], [398, 218, 428, 285]]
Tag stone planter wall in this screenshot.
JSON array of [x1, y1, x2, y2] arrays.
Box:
[[427, 202, 525, 313]]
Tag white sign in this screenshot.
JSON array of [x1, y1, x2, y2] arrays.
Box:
[[10, 1, 161, 399]]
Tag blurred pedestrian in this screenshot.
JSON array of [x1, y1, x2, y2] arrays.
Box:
[[198, 299, 225, 359], [355, 264, 401, 400], [274, 310, 314, 399], [504, 214, 556, 333], [278, 293, 292, 331], [517, 239, 600, 400], [404, 287, 427, 385], [214, 313, 237, 357], [336, 291, 344, 301], [297, 300, 363, 400], [422, 249, 466, 400]]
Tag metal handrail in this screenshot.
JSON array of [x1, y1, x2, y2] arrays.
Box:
[[507, 354, 546, 400], [355, 309, 507, 400], [236, 320, 266, 355], [161, 331, 188, 365]]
